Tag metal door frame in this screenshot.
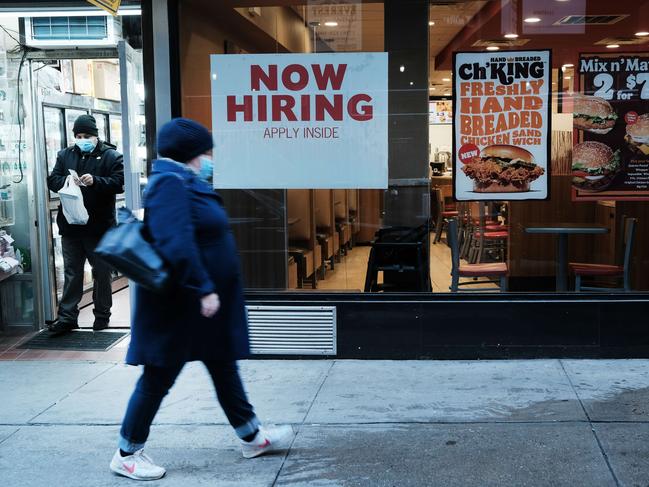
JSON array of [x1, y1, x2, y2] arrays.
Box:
[[28, 47, 139, 327]]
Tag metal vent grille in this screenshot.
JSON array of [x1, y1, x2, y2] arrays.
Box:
[[247, 305, 336, 355], [555, 15, 628, 26], [595, 37, 649, 46], [473, 39, 531, 47], [32, 16, 108, 41]]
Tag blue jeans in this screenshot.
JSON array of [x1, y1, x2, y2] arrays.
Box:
[[119, 361, 260, 453]]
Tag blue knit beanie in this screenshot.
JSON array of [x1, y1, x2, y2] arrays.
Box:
[[157, 118, 214, 163]]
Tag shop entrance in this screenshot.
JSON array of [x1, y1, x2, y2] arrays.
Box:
[[29, 42, 144, 330]]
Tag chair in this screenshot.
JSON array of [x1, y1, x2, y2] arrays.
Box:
[[287, 190, 318, 288], [432, 187, 458, 244], [315, 190, 338, 277], [447, 218, 508, 292], [334, 190, 351, 254], [569, 217, 637, 292], [364, 225, 431, 292], [468, 202, 508, 263], [287, 256, 298, 288]]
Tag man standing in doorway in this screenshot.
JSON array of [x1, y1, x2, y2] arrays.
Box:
[[47, 114, 124, 334]]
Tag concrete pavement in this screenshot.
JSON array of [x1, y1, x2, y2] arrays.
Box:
[[1, 359, 649, 486]]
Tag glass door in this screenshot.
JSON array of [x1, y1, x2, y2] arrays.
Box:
[[31, 47, 145, 324]]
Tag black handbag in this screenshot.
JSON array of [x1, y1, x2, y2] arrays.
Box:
[[95, 207, 170, 292]]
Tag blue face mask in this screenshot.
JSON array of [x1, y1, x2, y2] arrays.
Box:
[[75, 138, 97, 153], [198, 156, 214, 184]]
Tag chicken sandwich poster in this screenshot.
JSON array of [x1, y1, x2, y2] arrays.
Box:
[[453, 50, 551, 201]]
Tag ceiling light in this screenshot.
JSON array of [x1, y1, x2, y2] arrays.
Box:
[[399, 65, 405, 72], [606, 44, 620, 49], [524, 17, 541, 23], [636, 31, 649, 37], [486, 46, 500, 51], [324, 21, 338, 27], [442, 77, 450, 82], [409, 81, 414, 86], [429, 21, 435, 26], [504, 33, 519, 39]]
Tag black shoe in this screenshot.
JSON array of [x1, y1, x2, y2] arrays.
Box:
[[46, 320, 79, 335], [93, 321, 109, 331]]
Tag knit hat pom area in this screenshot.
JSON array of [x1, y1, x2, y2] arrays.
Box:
[[157, 117, 214, 163]]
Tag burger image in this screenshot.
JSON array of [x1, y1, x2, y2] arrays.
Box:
[[462, 145, 544, 193], [571, 141, 621, 193], [573, 94, 618, 134], [625, 114, 649, 155]]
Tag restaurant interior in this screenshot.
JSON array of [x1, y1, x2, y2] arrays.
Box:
[[179, 0, 649, 294]]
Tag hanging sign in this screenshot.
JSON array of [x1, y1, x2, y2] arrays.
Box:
[[210, 53, 388, 189], [453, 50, 551, 200], [86, 0, 121, 16], [572, 53, 649, 201]]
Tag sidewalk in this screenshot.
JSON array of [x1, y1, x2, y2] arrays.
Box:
[[1, 358, 649, 486]]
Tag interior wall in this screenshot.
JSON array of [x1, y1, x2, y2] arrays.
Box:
[[234, 6, 311, 53], [179, 2, 227, 126]]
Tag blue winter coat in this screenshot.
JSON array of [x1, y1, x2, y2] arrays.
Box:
[[126, 159, 250, 366]]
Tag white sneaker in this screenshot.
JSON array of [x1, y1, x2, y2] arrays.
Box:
[[110, 448, 166, 481], [240, 425, 295, 459]]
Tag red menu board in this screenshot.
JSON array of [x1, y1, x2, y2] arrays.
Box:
[[573, 53, 649, 201]]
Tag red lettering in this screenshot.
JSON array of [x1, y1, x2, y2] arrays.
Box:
[[301, 94, 311, 121], [227, 95, 253, 122], [348, 94, 373, 121], [272, 95, 298, 121], [312, 64, 347, 90], [282, 64, 309, 91], [251, 65, 277, 91], [257, 95, 267, 122], [315, 94, 343, 121]]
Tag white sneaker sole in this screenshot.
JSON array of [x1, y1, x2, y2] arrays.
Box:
[[110, 464, 166, 481], [243, 447, 271, 459], [242, 429, 295, 459]]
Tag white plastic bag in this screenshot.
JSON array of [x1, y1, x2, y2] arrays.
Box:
[[58, 175, 89, 225]]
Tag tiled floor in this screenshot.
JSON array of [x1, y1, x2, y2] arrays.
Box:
[[0, 288, 132, 362], [78, 288, 130, 328], [317, 234, 498, 292]]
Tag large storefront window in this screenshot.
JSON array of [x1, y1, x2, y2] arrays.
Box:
[[180, 0, 649, 295]]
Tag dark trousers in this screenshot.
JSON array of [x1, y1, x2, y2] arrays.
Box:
[[119, 361, 259, 452], [58, 236, 112, 324]]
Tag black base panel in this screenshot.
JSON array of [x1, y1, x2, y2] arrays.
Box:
[[18, 331, 129, 351], [245, 292, 649, 359]]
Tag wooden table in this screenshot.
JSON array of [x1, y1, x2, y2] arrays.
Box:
[[524, 224, 609, 292]]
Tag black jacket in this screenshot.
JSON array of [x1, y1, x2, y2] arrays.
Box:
[[47, 140, 125, 237]]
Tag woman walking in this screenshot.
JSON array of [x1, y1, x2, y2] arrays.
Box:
[[110, 118, 293, 481]]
